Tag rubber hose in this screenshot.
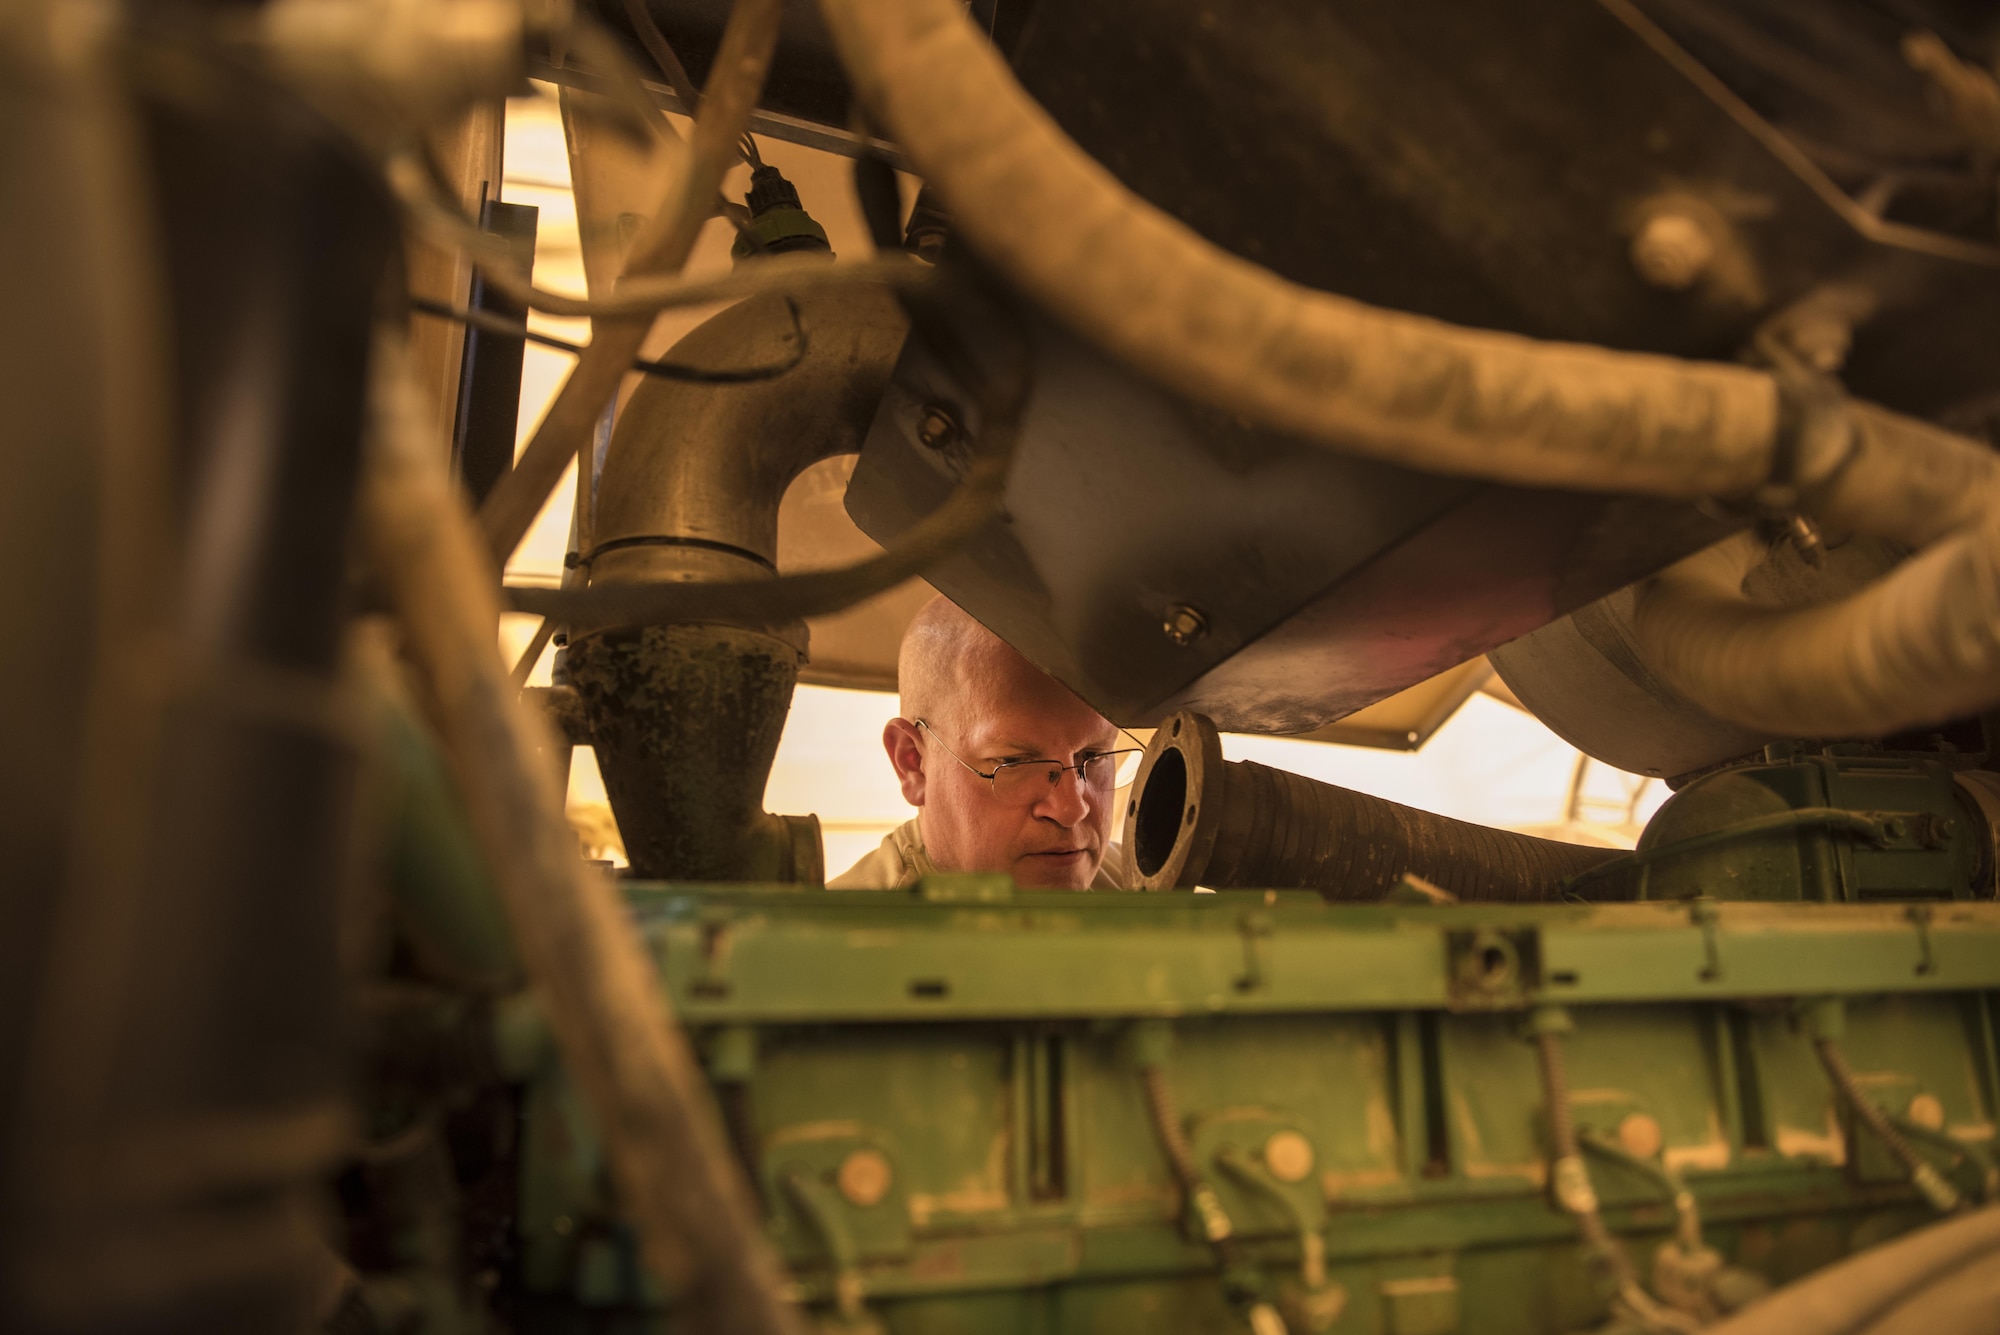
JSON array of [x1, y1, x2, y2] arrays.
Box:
[[1854, 1245, 2000, 1335], [1213, 760, 1624, 901], [818, 0, 2000, 743], [1703, 1206, 2000, 1335]]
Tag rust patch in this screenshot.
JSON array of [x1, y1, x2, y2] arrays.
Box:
[[1321, 1167, 1405, 1200], [906, 1246, 967, 1281], [1775, 1108, 1846, 1165], [1365, 1088, 1400, 1168], [907, 1188, 1010, 1227], [907, 1126, 1012, 1225], [1663, 1109, 1731, 1173]]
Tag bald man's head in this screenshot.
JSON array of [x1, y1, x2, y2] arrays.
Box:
[[884, 597, 1121, 888], [899, 597, 1019, 730]]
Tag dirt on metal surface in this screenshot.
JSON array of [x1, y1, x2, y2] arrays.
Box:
[[568, 622, 802, 880]]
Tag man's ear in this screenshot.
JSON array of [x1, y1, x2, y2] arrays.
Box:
[[883, 717, 927, 806]]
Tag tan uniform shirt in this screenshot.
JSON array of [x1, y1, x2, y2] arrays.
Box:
[[828, 817, 1129, 890]]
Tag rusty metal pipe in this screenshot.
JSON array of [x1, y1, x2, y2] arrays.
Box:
[[582, 287, 908, 596], [1126, 711, 1623, 900], [565, 286, 909, 881]]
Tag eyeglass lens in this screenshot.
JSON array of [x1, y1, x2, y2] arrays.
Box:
[[989, 751, 1143, 801]]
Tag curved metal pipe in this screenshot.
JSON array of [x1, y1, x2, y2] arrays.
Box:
[[1124, 711, 1622, 899], [565, 285, 909, 881], [585, 286, 910, 597]]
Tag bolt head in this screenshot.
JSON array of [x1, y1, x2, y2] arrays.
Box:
[[916, 405, 959, 450], [837, 1148, 893, 1206], [1162, 603, 1208, 646], [1263, 1130, 1316, 1183], [1908, 1093, 1946, 1131], [1617, 1111, 1665, 1160], [1630, 211, 1715, 290]]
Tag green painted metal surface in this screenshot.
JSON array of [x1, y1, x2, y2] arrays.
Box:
[[1583, 750, 1988, 904], [513, 889, 2000, 1332]]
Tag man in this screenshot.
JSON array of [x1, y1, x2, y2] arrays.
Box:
[[830, 597, 1137, 889]]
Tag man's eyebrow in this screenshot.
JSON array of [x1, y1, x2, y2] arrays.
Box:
[[982, 738, 1121, 761]]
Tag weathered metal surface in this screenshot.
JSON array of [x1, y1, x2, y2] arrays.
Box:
[[844, 312, 1741, 735], [563, 288, 908, 883], [565, 623, 816, 882], [512, 889, 2000, 1330], [625, 894, 2000, 1022], [1586, 748, 1993, 903], [836, 0, 2000, 737]]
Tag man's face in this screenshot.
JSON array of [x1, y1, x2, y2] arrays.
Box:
[[888, 665, 1122, 889]]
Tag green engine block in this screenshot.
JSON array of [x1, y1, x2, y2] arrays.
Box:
[[508, 886, 2000, 1333]]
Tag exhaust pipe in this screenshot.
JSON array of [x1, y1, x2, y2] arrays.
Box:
[[564, 285, 909, 882], [1124, 711, 1623, 900]]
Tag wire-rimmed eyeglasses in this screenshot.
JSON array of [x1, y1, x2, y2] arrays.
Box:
[[915, 718, 1145, 805]]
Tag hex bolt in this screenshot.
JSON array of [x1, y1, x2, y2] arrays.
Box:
[[1162, 604, 1208, 647], [1630, 211, 1716, 290], [916, 405, 960, 451]]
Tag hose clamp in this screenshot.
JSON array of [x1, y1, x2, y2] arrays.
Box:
[[1752, 335, 1858, 520]]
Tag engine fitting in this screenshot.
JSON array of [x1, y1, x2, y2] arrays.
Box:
[[1125, 710, 1623, 899]]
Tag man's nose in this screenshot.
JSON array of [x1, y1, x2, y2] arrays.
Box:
[[1033, 767, 1092, 825]]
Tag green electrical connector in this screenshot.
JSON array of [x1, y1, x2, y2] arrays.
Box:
[[731, 165, 832, 262]]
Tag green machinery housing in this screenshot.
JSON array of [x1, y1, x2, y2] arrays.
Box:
[[497, 741, 2000, 1333]]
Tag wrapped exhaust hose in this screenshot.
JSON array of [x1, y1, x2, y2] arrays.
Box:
[[1701, 1205, 2000, 1335], [1125, 711, 1622, 899], [816, 0, 2000, 741], [1634, 407, 2000, 738], [816, 0, 1777, 498], [1852, 1248, 2000, 1335]]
